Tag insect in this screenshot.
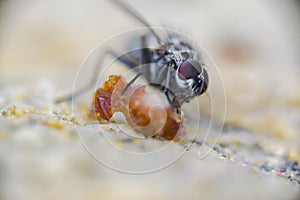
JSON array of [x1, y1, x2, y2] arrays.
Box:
[[55, 0, 209, 114]]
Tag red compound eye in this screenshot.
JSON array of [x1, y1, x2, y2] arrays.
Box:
[[178, 60, 202, 80]]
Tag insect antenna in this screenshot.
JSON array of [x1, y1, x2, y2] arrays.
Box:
[[110, 0, 163, 44]]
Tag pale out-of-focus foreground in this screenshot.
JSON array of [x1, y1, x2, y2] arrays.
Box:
[[0, 0, 300, 200]]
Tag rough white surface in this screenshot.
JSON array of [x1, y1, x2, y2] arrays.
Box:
[[0, 0, 299, 199]]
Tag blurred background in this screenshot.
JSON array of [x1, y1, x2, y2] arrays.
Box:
[[0, 0, 300, 199]]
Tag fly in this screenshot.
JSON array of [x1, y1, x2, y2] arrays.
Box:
[[55, 0, 209, 114]]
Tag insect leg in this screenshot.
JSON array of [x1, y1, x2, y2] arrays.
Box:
[[55, 49, 138, 103], [164, 89, 181, 115], [172, 96, 181, 115], [164, 89, 172, 104], [110, 0, 162, 45], [121, 73, 141, 96]]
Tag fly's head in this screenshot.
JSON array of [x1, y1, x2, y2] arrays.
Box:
[[176, 60, 209, 98]]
